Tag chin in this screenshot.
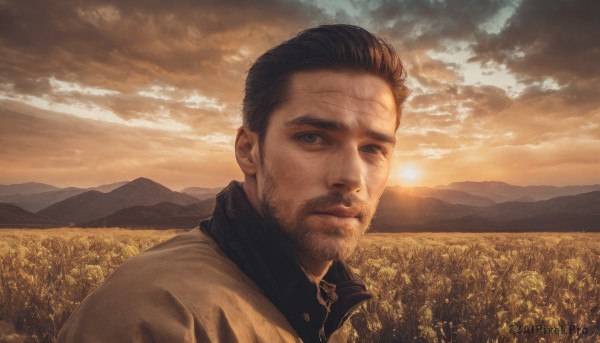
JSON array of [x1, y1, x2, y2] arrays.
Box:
[[281, 214, 368, 261], [299, 229, 360, 261]]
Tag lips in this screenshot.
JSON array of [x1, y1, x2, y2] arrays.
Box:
[[314, 206, 360, 219]]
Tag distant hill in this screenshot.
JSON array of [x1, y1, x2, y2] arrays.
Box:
[[91, 181, 129, 193], [501, 213, 600, 231], [37, 177, 198, 224], [437, 181, 600, 203], [427, 213, 600, 232], [36, 190, 120, 225], [0, 203, 60, 227], [187, 197, 216, 214], [370, 188, 480, 232], [81, 200, 214, 229], [181, 187, 223, 201], [0, 182, 59, 196], [475, 190, 600, 220], [388, 186, 495, 207], [0, 181, 130, 212], [0, 188, 91, 212], [3, 178, 599, 231], [378, 191, 600, 232]]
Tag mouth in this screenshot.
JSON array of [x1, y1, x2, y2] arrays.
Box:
[[311, 206, 361, 228], [314, 206, 360, 218]]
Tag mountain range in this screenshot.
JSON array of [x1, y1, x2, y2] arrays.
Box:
[[436, 181, 600, 203], [37, 177, 198, 224], [371, 189, 600, 232], [1, 178, 599, 232], [0, 181, 128, 212]]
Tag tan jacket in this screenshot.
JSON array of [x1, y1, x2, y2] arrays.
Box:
[[59, 181, 370, 342], [58, 229, 346, 342]]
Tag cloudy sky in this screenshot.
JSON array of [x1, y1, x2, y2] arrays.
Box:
[[1, 0, 598, 190]]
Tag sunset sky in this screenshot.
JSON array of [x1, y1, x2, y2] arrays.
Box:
[[1, 0, 599, 191]]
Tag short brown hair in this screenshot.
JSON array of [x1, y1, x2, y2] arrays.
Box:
[[243, 24, 409, 148]]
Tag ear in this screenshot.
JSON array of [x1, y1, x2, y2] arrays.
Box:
[[235, 126, 260, 176]]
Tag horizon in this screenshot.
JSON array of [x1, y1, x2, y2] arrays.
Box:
[[2, 176, 599, 193], [1, 0, 599, 189]]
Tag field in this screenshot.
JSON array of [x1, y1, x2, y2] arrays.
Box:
[[0, 229, 598, 342]]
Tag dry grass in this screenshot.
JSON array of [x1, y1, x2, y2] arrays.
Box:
[[344, 232, 600, 342], [0, 228, 179, 342], [1, 229, 598, 342]]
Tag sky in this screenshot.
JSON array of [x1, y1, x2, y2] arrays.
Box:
[[0, 0, 599, 191]]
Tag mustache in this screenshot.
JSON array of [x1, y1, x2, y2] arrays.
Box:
[[299, 191, 373, 221]]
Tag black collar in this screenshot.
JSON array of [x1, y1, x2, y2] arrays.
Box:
[[200, 181, 372, 342]]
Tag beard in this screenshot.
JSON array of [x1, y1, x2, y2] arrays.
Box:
[[259, 167, 375, 261]]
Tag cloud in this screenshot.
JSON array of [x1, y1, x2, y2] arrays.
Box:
[[392, 136, 600, 187], [368, 0, 510, 50], [0, 101, 239, 189], [0, 0, 324, 123], [471, 0, 600, 85]]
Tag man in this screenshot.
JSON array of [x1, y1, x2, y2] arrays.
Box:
[[58, 24, 408, 343]]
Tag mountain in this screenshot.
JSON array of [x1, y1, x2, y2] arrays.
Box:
[[107, 177, 197, 205], [369, 190, 600, 232], [370, 188, 481, 232], [387, 186, 495, 207], [437, 181, 600, 203], [501, 213, 600, 231], [36, 190, 119, 225], [0, 182, 59, 196], [37, 177, 198, 224], [2, 177, 598, 231], [91, 181, 129, 193], [0, 188, 90, 212], [181, 187, 223, 201], [81, 199, 214, 229], [419, 191, 600, 232], [0, 181, 130, 212], [429, 213, 600, 232], [187, 197, 216, 214], [0, 203, 60, 227], [475, 191, 600, 221], [426, 216, 501, 232]]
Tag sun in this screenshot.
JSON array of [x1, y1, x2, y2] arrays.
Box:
[[398, 166, 421, 185]]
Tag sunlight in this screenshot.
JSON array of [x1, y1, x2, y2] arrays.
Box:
[[398, 165, 421, 185]]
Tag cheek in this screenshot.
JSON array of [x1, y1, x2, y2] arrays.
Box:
[[365, 163, 391, 201], [262, 148, 325, 207], [268, 148, 325, 185]]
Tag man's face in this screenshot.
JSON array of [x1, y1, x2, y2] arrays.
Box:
[[257, 70, 397, 261]]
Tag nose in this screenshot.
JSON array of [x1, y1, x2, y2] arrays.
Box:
[[326, 144, 365, 193]]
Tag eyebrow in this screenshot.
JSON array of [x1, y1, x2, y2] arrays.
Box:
[[285, 114, 396, 144]]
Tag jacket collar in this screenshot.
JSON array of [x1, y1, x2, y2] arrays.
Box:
[[200, 181, 372, 342]]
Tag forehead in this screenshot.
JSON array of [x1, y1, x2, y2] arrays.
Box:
[[278, 70, 397, 130], [289, 70, 395, 112]]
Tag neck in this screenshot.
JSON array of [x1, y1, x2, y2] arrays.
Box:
[[242, 177, 263, 216]]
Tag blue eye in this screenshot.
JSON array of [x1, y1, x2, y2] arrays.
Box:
[[298, 133, 320, 144], [363, 145, 386, 155]]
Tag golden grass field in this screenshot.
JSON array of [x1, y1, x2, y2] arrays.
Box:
[[0, 228, 598, 342]]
